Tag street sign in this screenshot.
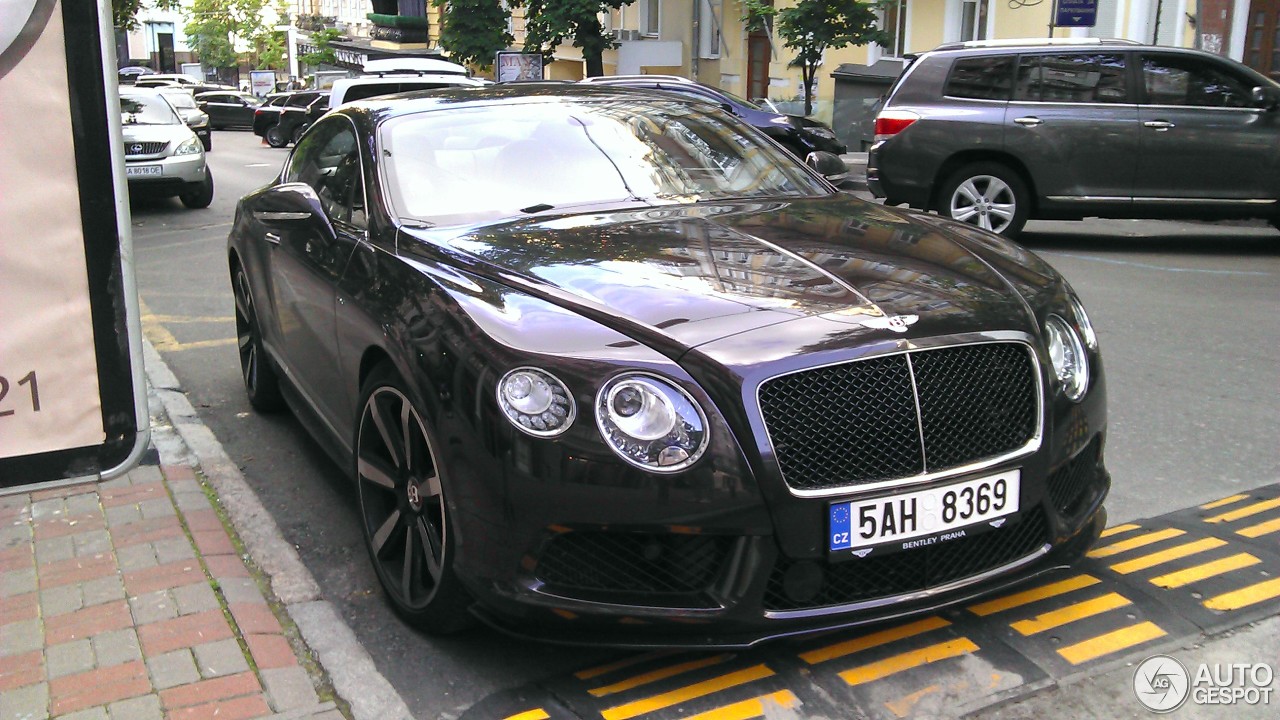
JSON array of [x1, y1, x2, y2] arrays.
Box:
[[0, 0, 148, 489], [1055, 0, 1098, 28]]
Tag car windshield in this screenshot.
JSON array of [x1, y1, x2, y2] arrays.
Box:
[[161, 92, 197, 110], [380, 99, 828, 226], [119, 94, 180, 125]]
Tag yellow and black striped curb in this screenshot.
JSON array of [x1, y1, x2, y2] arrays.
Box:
[[469, 483, 1280, 720]]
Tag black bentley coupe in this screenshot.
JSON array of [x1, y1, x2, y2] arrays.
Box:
[[227, 84, 1109, 647]]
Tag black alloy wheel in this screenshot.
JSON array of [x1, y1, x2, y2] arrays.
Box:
[[938, 161, 1030, 238], [355, 365, 473, 633], [265, 123, 288, 148], [232, 264, 284, 411], [291, 122, 309, 145]]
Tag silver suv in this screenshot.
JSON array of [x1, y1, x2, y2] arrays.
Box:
[[119, 87, 213, 209], [868, 39, 1280, 237]]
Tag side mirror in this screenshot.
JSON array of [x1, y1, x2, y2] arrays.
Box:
[[1252, 85, 1280, 110], [805, 151, 849, 184], [721, 102, 736, 115], [255, 183, 335, 236]]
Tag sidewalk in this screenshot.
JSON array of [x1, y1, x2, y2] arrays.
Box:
[[0, 453, 345, 718]]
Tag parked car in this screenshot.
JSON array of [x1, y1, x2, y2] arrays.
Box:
[[227, 83, 1108, 646], [868, 38, 1280, 237], [252, 90, 330, 147], [580, 75, 848, 159], [327, 57, 485, 110], [195, 91, 263, 130], [155, 86, 212, 151], [118, 87, 213, 208]]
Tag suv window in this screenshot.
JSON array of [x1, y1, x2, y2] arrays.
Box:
[[1014, 53, 1128, 103], [342, 81, 457, 103], [1141, 54, 1255, 107], [285, 93, 319, 107], [286, 120, 366, 229], [945, 56, 1015, 100]]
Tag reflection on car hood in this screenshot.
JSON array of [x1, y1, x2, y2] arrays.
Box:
[[403, 194, 1055, 352], [121, 123, 194, 145]]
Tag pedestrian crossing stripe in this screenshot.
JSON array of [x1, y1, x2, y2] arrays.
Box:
[[1149, 552, 1262, 589], [682, 690, 800, 720], [838, 637, 980, 686], [1109, 537, 1227, 574], [1203, 578, 1280, 612], [1087, 528, 1185, 558], [1237, 517, 1280, 538], [1056, 621, 1166, 665], [1204, 498, 1280, 524], [1200, 494, 1249, 510]]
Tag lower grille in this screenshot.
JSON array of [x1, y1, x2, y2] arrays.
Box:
[[764, 507, 1050, 611], [1047, 437, 1102, 517], [534, 531, 732, 596], [124, 141, 168, 156]]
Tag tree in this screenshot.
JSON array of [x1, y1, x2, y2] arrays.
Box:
[[775, 0, 888, 115], [514, 0, 635, 78], [433, 0, 513, 72], [112, 0, 180, 31], [183, 0, 280, 71], [301, 28, 341, 67]]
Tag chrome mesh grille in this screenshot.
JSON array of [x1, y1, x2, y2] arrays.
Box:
[[759, 343, 1038, 492], [123, 141, 168, 156], [534, 531, 732, 596]]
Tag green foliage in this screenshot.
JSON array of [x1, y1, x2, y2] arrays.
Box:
[[183, 0, 280, 70], [739, 0, 775, 34], [302, 28, 341, 67], [112, 0, 180, 31], [367, 13, 429, 28], [776, 0, 888, 114], [513, 0, 635, 77], [433, 0, 512, 72]]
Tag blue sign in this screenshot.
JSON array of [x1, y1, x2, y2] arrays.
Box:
[[1055, 0, 1098, 28]]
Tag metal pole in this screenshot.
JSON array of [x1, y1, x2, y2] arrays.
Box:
[[1048, 0, 1057, 37]]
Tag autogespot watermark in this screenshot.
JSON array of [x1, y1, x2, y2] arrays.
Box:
[[1133, 654, 1275, 713]]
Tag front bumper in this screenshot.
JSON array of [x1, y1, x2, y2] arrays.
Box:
[[125, 152, 206, 195]]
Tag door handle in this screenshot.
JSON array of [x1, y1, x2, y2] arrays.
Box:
[[1013, 117, 1043, 127], [264, 232, 281, 245], [1144, 120, 1175, 131]]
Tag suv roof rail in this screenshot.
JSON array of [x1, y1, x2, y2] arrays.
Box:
[[931, 37, 1144, 51], [580, 74, 692, 84], [361, 57, 469, 77]]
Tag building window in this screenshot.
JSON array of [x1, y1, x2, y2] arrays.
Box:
[[699, 0, 721, 58], [960, 0, 988, 42], [641, 0, 660, 37], [881, 0, 907, 58]]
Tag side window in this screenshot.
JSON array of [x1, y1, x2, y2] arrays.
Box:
[[1142, 55, 1254, 108], [1015, 54, 1128, 103], [945, 56, 1014, 101], [284, 121, 366, 229]]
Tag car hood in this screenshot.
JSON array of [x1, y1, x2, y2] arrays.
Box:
[[402, 194, 1057, 358], [120, 122, 193, 145]]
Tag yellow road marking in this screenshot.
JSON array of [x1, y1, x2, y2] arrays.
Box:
[[1205, 498, 1280, 524], [968, 575, 1100, 617], [1087, 528, 1185, 559], [1203, 578, 1280, 611], [1238, 517, 1280, 539], [1010, 592, 1131, 636], [1150, 553, 1262, 589], [683, 690, 800, 720], [140, 301, 237, 352], [574, 650, 680, 681], [1100, 523, 1142, 538], [142, 313, 234, 323], [1201, 494, 1249, 510], [1056, 621, 1166, 665], [1110, 538, 1228, 575], [589, 654, 733, 697], [503, 710, 550, 720], [600, 665, 774, 720], [799, 616, 949, 665], [839, 638, 979, 686], [885, 684, 942, 718]]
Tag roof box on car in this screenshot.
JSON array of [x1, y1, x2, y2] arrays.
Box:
[[361, 57, 468, 77]]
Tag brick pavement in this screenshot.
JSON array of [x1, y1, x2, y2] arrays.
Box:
[[0, 464, 346, 720]]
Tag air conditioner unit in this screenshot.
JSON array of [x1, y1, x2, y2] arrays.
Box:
[[611, 29, 642, 42]]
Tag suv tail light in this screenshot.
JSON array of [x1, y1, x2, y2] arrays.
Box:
[[874, 110, 920, 143]]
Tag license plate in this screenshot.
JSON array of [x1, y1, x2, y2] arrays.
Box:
[[829, 470, 1020, 559], [126, 165, 162, 177]]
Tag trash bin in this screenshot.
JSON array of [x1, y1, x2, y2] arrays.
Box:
[[832, 59, 905, 151]]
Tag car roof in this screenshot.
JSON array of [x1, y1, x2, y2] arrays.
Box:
[[580, 74, 692, 85]]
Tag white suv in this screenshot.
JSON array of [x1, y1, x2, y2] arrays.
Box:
[[326, 58, 486, 110], [119, 87, 213, 209]]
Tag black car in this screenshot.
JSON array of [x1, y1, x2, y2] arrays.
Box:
[[251, 90, 330, 147], [195, 91, 263, 129], [868, 39, 1280, 237], [581, 75, 848, 160], [228, 84, 1108, 647]]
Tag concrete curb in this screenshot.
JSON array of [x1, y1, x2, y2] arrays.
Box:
[[141, 339, 415, 720]]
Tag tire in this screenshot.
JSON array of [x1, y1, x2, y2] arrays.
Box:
[[355, 364, 474, 634], [232, 264, 284, 412], [179, 168, 214, 209], [265, 124, 288, 148], [291, 123, 309, 145], [200, 130, 212, 152], [937, 162, 1030, 238]]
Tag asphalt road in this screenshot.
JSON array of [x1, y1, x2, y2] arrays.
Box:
[[130, 130, 1280, 719]]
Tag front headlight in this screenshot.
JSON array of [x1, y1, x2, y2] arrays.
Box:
[[596, 374, 708, 472], [175, 136, 202, 155], [497, 367, 575, 437], [1068, 294, 1097, 349], [1045, 315, 1089, 401]]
